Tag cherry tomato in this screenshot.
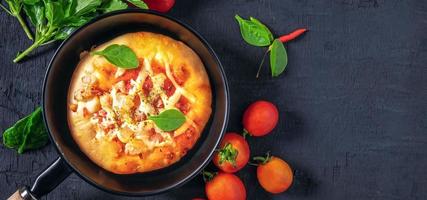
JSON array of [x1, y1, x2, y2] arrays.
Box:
[[205, 172, 246, 200], [242, 100, 279, 136], [213, 132, 250, 173], [257, 156, 293, 194], [144, 0, 175, 13]]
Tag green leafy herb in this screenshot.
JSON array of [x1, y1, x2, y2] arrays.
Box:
[[100, 0, 128, 13], [234, 14, 273, 47], [269, 39, 288, 77], [218, 143, 238, 167], [1, 0, 34, 40], [2, 107, 49, 154], [126, 0, 148, 9], [92, 44, 139, 69], [148, 109, 186, 131], [11, 0, 148, 63], [235, 14, 305, 78]]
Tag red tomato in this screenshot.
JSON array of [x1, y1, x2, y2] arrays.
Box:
[[205, 172, 246, 200], [257, 156, 293, 194], [242, 100, 279, 136], [213, 132, 250, 173], [144, 0, 175, 13]]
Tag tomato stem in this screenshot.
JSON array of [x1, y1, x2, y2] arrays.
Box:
[[242, 129, 250, 139], [256, 47, 271, 78], [218, 143, 238, 167], [202, 171, 217, 182], [252, 151, 272, 165], [247, 161, 259, 167]]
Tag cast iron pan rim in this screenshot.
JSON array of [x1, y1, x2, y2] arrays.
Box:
[[42, 9, 230, 196]]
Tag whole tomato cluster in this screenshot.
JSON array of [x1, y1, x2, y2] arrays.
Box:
[[194, 100, 294, 200]]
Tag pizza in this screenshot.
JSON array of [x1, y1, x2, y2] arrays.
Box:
[[67, 32, 212, 174]]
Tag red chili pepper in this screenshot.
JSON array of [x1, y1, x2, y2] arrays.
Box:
[[278, 28, 308, 43]]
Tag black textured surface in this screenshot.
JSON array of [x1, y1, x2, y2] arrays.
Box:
[[1, 0, 427, 199]]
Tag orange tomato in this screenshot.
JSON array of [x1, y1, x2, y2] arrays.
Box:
[[257, 156, 293, 194]]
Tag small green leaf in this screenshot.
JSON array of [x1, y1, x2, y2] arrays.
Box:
[[126, 0, 148, 9], [235, 14, 273, 47], [2, 107, 49, 154], [249, 17, 274, 42], [270, 39, 288, 77], [74, 0, 102, 16], [53, 27, 76, 40], [100, 0, 128, 13], [45, 1, 65, 26], [23, 2, 45, 26], [92, 44, 139, 69], [148, 109, 186, 131], [23, 0, 39, 5]]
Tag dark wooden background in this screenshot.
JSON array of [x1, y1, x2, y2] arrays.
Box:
[[1, 0, 427, 199]]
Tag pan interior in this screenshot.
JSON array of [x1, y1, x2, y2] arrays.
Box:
[[43, 11, 228, 196]]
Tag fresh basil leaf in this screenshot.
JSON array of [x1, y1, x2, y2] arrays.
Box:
[[3, 115, 30, 150], [148, 109, 186, 131], [100, 0, 128, 13], [249, 17, 273, 42], [126, 0, 148, 9], [45, 1, 65, 26], [64, 0, 76, 17], [23, 0, 40, 5], [235, 15, 273, 47], [2, 107, 49, 154], [53, 26, 76, 40], [270, 39, 288, 77], [23, 2, 45, 26], [65, 15, 91, 26], [74, 0, 102, 16], [92, 44, 139, 69]]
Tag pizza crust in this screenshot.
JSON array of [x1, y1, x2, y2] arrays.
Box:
[[67, 32, 212, 174]]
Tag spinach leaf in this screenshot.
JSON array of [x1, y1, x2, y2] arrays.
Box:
[[235, 15, 273, 47], [126, 0, 148, 9], [92, 44, 139, 69], [2, 107, 49, 154], [148, 109, 186, 132], [270, 39, 288, 77]]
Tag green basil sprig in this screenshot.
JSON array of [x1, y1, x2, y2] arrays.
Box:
[[2, 107, 49, 154], [8, 0, 148, 63], [235, 15, 273, 47], [148, 109, 186, 132], [92, 44, 139, 69], [235, 14, 303, 78]]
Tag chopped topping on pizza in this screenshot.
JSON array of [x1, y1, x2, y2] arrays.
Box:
[[67, 32, 212, 174]]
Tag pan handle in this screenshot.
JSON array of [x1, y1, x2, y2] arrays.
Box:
[[7, 157, 72, 200]]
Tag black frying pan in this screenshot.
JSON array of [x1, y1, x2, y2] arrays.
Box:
[[7, 10, 229, 200]]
